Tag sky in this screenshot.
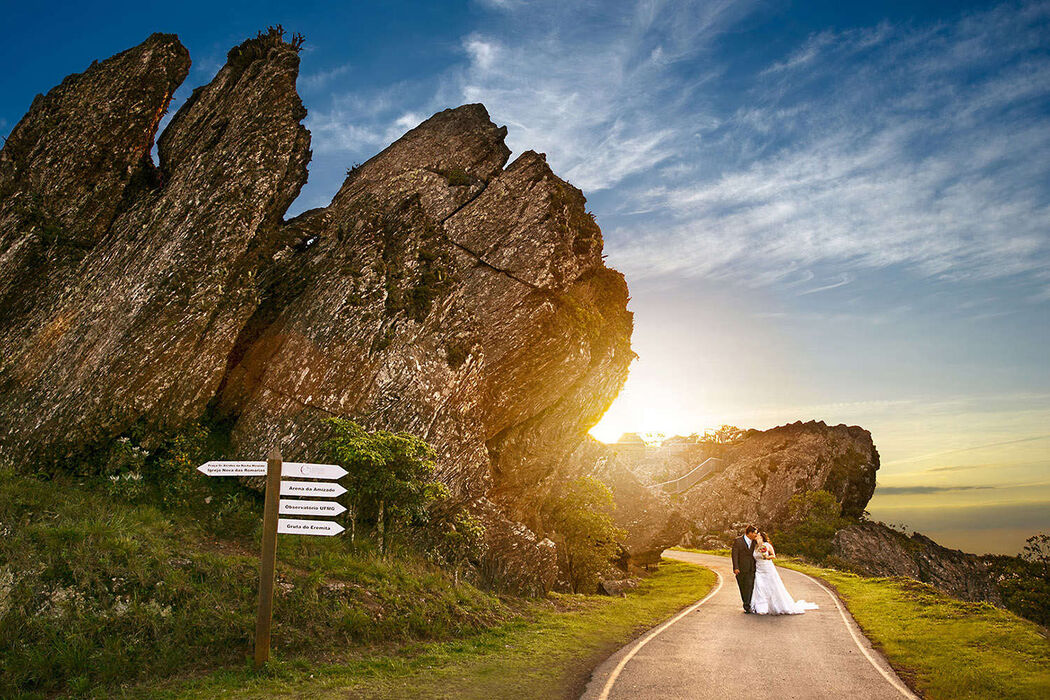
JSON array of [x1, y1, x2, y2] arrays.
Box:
[[3, 0, 1048, 555]]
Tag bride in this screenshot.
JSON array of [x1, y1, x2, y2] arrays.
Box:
[[750, 531, 819, 615]]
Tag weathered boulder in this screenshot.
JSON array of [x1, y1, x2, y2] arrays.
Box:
[[679, 421, 879, 536], [0, 29, 310, 466], [598, 577, 640, 597], [0, 30, 633, 593], [831, 520, 1001, 604], [568, 436, 690, 567]]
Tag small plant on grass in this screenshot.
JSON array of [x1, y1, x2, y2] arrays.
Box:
[[544, 476, 626, 593], [994, 532, 1050, 626], [426, 501, 487, 585]]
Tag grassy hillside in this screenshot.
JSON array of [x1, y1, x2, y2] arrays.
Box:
[[0, 465, 507, 698], [0, 466, 717, 699], [777, 560, 1050, 699]]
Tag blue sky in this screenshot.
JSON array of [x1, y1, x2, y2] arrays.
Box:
[[4, 0, 1048, 554]]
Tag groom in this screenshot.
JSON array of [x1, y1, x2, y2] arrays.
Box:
[[732, 525, 758, 613]]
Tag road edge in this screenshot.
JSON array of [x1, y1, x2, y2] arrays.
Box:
[[580, 560, 723, 700]]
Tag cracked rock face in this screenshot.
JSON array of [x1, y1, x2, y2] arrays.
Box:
[[0, 31, 633, 593]]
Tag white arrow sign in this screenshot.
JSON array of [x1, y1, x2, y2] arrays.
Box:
[[279, 499, 347, 517], [281, 462, 348, 480], [280, 480, 347, 498], [197, 461, 348, 480], [198, 461, 266, 476], [277, 518, 345, 537]]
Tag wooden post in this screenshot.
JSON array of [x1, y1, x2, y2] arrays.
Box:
[[254, 446, 281, 669]]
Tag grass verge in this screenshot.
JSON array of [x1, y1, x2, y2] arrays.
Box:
[[1, 466, 716, 699], [774, 558, 1050, 699], [131, 559, 716, 699]]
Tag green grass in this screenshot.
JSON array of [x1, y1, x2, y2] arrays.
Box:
[[0, 465, 717, 699], [131, 559, 715, 699], [774, 559, 1050, 699], [0, 467, 508, 698]]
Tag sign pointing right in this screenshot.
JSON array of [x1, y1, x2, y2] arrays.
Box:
[[277, 519, 345, 537], [280, 480, 347, 497]]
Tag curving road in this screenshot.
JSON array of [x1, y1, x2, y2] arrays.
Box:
[[581, 551, 917, 700]]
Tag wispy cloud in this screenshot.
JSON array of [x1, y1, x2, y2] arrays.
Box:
[[882, 433, 1050, 466], [444, 1, 750, 191], [605, 1, 1050, 292], [796, 273, 852, 297], [298, 0, 1049, 301], [878, 485, 996, 495], [300, 64, 353, 92], [305, 82, 433, 154]]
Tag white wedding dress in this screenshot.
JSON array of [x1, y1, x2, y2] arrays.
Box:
[[750, 543, 819, 615]]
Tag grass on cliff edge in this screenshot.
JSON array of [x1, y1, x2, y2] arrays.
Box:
[[133, 559, 715, 699], [674, 547, 1050, 699]]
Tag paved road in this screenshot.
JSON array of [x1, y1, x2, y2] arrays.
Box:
[[581, 551, 916, 700]]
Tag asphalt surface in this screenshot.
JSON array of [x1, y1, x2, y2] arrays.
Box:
[[581, 551, 916, 700]]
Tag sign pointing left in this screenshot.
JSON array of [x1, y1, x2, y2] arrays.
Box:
[[198, 461, 348, 480], [197, 461, 266, 476]]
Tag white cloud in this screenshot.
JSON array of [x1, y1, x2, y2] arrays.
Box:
[[446, 0, 749, 191], [604, 1, 1050, 292], [300, 64, 352, 91]]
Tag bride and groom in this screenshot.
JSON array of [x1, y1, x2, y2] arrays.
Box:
[[731, 525, 818, 615]]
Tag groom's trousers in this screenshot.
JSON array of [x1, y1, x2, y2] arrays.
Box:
[[735, 571, 755, 611]]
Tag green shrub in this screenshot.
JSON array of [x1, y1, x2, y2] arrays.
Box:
[[426, 504, 487, 585], [772, 489, 849, 561], [994, 532, 1050, 626], [544, 476, 626, 593], [324, 418, 443, 555]]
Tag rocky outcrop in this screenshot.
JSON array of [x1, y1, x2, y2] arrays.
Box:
[[831, 520, 1001, 604], [0, 29, 633, 593], [679, 421, 879, 537], [0, 30, 309, 465], [569, 436, 691, 567]]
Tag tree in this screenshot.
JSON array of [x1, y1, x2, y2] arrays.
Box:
[[324, 418, 441, 555], [772, 490, 849, 561], [544, 476, 626, 593], [995, 532, 1050, 626], [431, 505, 487, 586], [703, 425, 747, 445]]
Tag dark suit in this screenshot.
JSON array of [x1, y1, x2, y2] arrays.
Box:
[[731, 534, 757, 611]]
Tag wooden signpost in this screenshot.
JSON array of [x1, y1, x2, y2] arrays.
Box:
[[197, 448, 347, 668]]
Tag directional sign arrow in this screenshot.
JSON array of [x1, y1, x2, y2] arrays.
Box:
[[280, 480, 347, 498], [197, 461, 347, 480], [277, 518, 345, 537], [280, 462, 348, 480], [198, 461, 266, 476], [279, 499, 347, 517]]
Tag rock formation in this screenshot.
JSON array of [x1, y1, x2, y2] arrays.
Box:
[[0, 29, 634, 593], [831, 520, 1001, 604], [676, 421, 879, 537], [654, 422, 1003, 605], [570, 436, 691, 567]]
